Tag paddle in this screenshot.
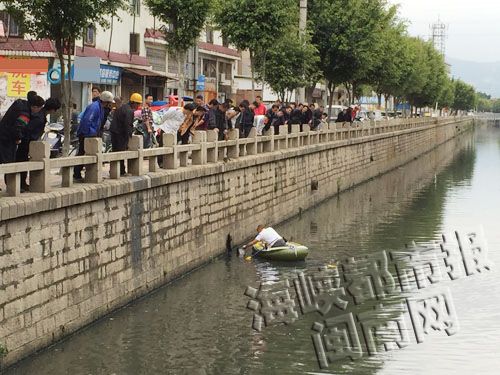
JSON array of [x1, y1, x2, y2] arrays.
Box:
[[238, 244, 267, 261], [244, 247, 266, 261]]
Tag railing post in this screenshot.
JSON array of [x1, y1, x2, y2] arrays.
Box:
[[290, 124, 300, 147], [262, 128, 274, 153], [246, 127, 257, 155], [83, 138, 103, 183], [278, 125, 288, 149], [149, 147, 159, 172], [192, 131, 207, 165], [304, 124, 314, 144], [29, 141, 51, 193], [128, 135, 143, 176], [206, 130, 218, 163], [109, 160, 120, 179], [227, 128, 239, 159], [5, 173, 20, 196], [163, 133, 178, 169]]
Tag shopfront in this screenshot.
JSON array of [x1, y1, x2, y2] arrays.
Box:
[[121, 68, 170, 103], [0, 58, 50, 114]]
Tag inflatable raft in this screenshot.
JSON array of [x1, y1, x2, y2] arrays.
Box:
[[252, 241, 309, 261]]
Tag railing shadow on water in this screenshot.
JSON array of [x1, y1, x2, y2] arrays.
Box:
[[0, 117, 469, 199]]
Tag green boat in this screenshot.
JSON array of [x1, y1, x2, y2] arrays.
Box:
[[252, 241, 309, 261]]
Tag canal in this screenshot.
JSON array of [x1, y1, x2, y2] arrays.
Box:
[[5, 125, 500, 375]]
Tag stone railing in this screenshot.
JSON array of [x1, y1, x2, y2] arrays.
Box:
[[0, 117, 465, 198]]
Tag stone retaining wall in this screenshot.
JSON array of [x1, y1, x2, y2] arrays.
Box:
[[0, 118, 473, 368]]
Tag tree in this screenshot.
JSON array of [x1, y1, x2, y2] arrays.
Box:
[[5, 0, 125, 155], [402, 37, 431, 115], [370, 18, 409, 114], [492, 99, 500, 113], [477, 91, 491, 100], [253, 29, 319, 102], [477, 97, 492, 112], [215, 0, 295, 99], [309, 0, 388, 119], [411, 42, 447, 111], [453, 79, 476, 112], [146, 0, 211, 99], [438, 77, 455, 114]]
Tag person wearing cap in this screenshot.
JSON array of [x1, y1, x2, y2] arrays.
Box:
[[110, 93, 142, 175], [16, 98, 61, 191], [73, 91, 114, 181]]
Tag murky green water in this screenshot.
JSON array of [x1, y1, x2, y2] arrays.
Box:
[[5, 126, 500, 375]]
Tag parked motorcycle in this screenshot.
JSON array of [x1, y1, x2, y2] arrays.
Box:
[[41, 122, 79, 158], [41, 123, 64, 158]]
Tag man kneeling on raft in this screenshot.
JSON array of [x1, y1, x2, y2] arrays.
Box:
[[242, 224, 286, 255]]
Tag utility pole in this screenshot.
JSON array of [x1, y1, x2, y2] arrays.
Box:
[[297, 0, 307, 103]]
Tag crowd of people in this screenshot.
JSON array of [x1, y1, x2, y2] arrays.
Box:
[[176, 94, 332, 144], [0, 91, 61, 191], [0, 88, 358, 188]]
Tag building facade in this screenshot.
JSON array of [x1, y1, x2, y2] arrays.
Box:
[[0, 2, 240, 114]]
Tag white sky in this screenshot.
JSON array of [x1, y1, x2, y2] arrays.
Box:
[[389, 0, 500, 62]]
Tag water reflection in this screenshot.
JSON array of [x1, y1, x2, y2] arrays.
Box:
[[7, 128, 500, 375]]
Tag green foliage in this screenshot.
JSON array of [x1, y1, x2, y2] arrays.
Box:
[[145, 0, 211, 54], [492, 99, 500, 113], [371, 19, 408, 99], [477, 97, 493, 112], [453, 80, 476, 111], [438, 77, 455, 109], [214, 0, 295, 54], [477, 91, 491, 100], [309, 0, 389, 91], [253, 30, 319, 101], [3, 0, 124, 48]]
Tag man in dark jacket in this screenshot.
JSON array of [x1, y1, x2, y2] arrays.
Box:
[[238, 101, 254, 138], [16, 98, 61, 191], [336, 108, 348, 123], [110, 93, 142, 175], [263, 104, 279, 134], [0, 95, 44, 165], [208, 102, 229, 140], [288, 103, 303, 133], [311, 105, 324, 130]]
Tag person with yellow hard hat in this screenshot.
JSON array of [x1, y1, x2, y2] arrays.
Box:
[[109, 93, 142, 175]]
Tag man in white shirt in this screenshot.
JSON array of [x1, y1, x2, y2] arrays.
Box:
[[242, 225, 286, 255]]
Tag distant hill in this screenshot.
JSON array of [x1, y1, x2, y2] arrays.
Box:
[[447, 57, 500, 98]]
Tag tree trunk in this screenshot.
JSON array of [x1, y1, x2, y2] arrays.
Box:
[[279, 90, 285, 103], [177, 52, 185, 102], [56, 39, 71, 156], [250, 49, 256, 100], [384, 94, 389, 119], [345, 83, 352, 105], [327, 81, 335, 125]]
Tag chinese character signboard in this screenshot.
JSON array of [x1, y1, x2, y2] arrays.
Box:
[[100, 65, 121, 85], [7, 73, 31, 97], [196, 74, 206, 91]]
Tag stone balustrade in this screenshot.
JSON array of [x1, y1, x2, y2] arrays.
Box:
[[0, 117, 462, 198]]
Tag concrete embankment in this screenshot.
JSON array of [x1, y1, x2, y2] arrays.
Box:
[[0, 117, 473, 367]]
